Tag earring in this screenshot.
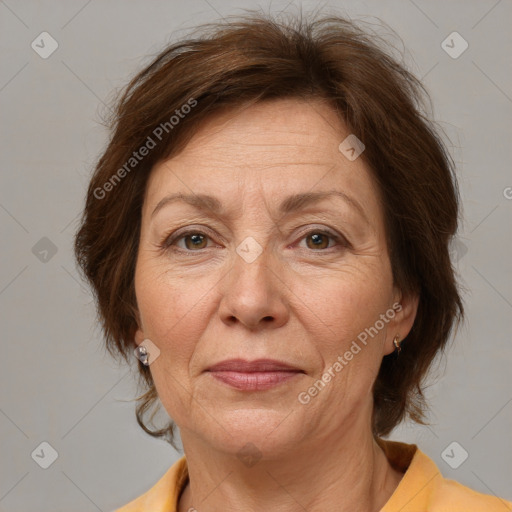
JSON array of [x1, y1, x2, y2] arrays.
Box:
[[393, 335, 402, 354], [136, 345, 150, 366]]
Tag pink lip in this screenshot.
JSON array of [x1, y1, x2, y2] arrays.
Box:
[[206, 359, 304, 391]]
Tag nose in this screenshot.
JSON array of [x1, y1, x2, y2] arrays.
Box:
[[218, 242, 289, 331]]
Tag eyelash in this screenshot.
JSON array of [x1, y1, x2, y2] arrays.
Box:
[[159, 226, 349, 255]]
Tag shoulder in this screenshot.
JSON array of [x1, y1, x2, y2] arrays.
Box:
[[378, 438, 512, 512], [114, 456, 188, 512], [429, 476, 512, 511]]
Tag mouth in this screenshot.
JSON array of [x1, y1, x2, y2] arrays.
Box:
[[206, 359, 305, 391]]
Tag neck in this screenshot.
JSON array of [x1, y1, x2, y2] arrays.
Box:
[[177, 408, 403, 512]]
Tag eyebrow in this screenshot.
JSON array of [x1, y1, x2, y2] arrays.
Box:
[[150, 190, 369, 224]]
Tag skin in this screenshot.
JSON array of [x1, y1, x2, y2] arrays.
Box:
[[134, 97, 419, 512]]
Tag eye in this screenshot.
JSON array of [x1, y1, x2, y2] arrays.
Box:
[[159, 226, 348, 255], [297, 229, 345, 251], [163, 230, 213, 251]]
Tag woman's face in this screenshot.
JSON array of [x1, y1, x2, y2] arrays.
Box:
[[134, 98, 417, 456]]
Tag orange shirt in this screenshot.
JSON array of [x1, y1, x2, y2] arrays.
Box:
[[115, 438, 512, 511]]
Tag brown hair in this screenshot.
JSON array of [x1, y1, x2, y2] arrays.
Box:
[[74, 9, 463, 446]]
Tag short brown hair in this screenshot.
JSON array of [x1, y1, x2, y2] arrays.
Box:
[[74, 9, 463, 445]]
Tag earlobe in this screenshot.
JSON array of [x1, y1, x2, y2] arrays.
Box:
[[134, 325, 146, 347], [133, 309, 145, 347], [383, 290, 420, 355], [399, 290, 420, 336]]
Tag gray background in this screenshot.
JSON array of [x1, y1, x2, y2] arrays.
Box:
[[1, 0, 511, 510]]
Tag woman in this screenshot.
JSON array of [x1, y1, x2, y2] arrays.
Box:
[[74, 10, 512, 512]]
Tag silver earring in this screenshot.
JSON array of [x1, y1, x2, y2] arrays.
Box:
[[136, 345, 150, 366]]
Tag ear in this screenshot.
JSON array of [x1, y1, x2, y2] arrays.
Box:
[[383, 288, 420, 355], [133, 309, 146, 348], [134, 327, 146, 347]]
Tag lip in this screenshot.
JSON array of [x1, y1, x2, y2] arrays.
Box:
[[206, 358, 305, 391], [207, 358, 302, 372]]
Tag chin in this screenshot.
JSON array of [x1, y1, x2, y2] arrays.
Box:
[[192, 406, 307, 460]]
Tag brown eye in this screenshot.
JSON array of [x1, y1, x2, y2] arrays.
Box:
[[182, 233, 209, 250], [304, 232, 334, 250], [162, 230, 214, 252]]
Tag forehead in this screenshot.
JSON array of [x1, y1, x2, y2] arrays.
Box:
[[165, 98, 347, 167], [143, 98, 381, 218]]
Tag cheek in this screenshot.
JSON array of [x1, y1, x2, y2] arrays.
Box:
[[135, 261, 214, 353], [134, 265, 214, 417], [292, 263, 393, 341], [296, 272, 393, 407]]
